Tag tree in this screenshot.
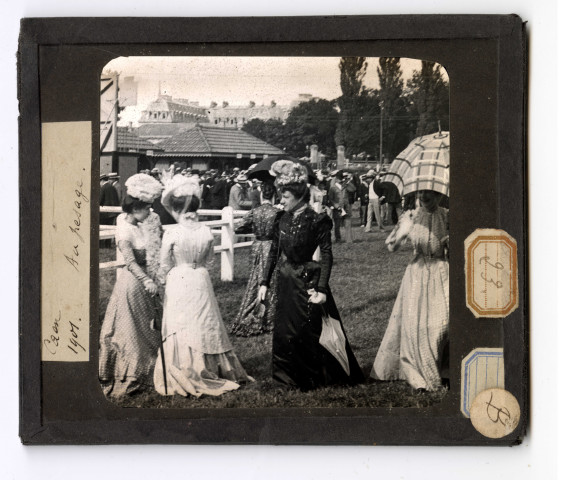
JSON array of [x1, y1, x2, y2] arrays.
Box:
[[339, 57, 368, 98], [242, 99, 339, 157], [242, 118, 287, 151], [210, 101, 218, 108], [406, 61, 450, 137], [335, 57, 378, 156], [242, 118, 267, 140], [376, 57, 412, 160], [249, 100, 256, 108], [283, 98, 339, 157], [222, 101, 229, 108]]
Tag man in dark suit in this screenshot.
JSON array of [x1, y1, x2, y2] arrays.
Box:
[[381, 182, 402, 225], [328, 170, 344, 242], [358, 172, 372, 227], [100, 173, 120, 225], [201, 170, 217, 210], [210, 172, 229, 209]]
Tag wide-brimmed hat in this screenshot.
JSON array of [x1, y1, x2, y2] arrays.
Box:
[[108, 172, 119, 179], [364, 169, 376, 178], [270, 160, 309, 186], [235, 174, 249, 183], [124, 173, 164, 203]]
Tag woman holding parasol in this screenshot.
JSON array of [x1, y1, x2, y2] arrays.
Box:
[[371, 132, 450, 392]]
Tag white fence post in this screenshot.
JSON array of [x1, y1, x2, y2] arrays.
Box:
[[221, 206, 234, 281], [313, 201, 322, 262]]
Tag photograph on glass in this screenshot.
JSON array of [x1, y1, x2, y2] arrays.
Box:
[[97, 56, 451, 408]]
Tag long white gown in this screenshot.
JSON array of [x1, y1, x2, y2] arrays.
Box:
[[371, 207, 449, 391], [153, 219, 253, 397]]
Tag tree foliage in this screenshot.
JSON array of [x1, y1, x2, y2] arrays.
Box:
[[242, 118, 287, 150], [283, 99, 339, 157], [242, 99, 339, 157], [339, 57, 368, 98], [336, 57, 377, 156], [242, 58, 450, 163], [376, 57, 413, 161], [406, 61, 450, 137]]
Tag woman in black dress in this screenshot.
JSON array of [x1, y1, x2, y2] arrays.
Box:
[[258, 161, 363, 391]]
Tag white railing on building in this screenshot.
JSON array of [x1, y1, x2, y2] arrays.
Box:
[[99, 206, 253, 281]]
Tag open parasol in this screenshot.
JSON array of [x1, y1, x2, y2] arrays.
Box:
[[381, 131, 450, 197], [247, 155, 316, 184]]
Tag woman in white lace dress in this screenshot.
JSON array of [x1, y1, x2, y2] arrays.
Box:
[[153, 176, 253, 397]]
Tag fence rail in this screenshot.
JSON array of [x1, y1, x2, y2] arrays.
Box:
[[99, 206, 253, 281]]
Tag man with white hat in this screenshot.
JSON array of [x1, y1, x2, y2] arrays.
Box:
[[228, 173, 252, 210], [364, 171, 386, 233]]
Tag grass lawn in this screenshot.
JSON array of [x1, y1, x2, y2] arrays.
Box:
[[99, 209, 448, 409]]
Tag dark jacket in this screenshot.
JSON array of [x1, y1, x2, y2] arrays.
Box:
[[328, 182, 344, 210]]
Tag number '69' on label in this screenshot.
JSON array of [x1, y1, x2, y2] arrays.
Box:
[[465, 229, 518, 318]]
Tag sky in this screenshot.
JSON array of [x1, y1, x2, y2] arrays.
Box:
[[104, 56, 446, 125]]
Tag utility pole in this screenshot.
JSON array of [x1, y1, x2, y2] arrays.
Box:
[[379, 101, 384, 170]]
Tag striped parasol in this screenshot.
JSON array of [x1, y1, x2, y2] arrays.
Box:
[[381, 131, 450, 197]]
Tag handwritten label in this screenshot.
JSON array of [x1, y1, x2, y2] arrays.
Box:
[[465, 229, 518, 318], [41, 122, 91, 361], [470, 388, 520, 438]]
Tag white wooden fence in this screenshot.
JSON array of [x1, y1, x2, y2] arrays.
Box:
[[99, 206, 253, 281]]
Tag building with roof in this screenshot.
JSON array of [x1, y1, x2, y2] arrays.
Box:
[[207, 103, 289, 129], [137, 123, 194, 145], [151, 123, 285, 172], [100, 126, 163, 186], [137, 95, 209, 144], [139, 95, 208, 124]]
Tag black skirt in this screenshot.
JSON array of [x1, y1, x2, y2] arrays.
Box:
[[272, 259, 364, 391]]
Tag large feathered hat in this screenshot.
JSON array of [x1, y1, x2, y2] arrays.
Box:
[[270, 160, 308, 186], [124, 173, 163, 203], [162, 174, 201, 200]]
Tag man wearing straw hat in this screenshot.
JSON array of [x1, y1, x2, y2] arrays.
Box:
[[228, 173, 253, 210], [364, 171, 386, 233]]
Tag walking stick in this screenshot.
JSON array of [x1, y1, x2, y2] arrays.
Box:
[[153, 294, 168, 395], [159, 335, 168, 396]]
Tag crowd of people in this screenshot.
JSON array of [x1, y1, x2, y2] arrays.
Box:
[[99, 159, 449, 399]]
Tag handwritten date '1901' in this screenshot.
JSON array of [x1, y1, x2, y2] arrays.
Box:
[[43, 310, 86, 357]]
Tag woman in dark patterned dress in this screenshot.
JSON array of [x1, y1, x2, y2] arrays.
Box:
[[258, 161, 364, 391], [230, 182, 281, 336]]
